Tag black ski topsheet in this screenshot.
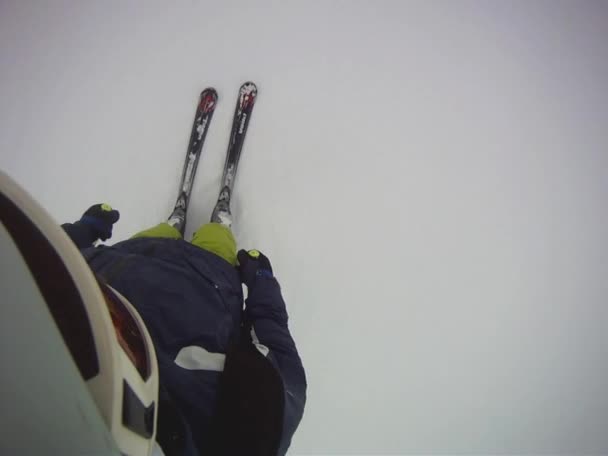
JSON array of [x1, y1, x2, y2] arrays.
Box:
[[172, 88, 218, 216], [220, 82, 257, 192], [210, 82, 257, 226]]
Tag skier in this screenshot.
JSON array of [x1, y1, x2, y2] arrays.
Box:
[[59, 196, 307, 456], [1, 83, 305, 455]]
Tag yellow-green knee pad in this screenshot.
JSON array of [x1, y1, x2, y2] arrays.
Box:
[[192, 223, 237, 266], [131, 222, 182, 240]]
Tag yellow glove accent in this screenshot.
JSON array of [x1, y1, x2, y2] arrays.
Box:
[[248, 249, 261, 259], [101, 203, 113, 212]]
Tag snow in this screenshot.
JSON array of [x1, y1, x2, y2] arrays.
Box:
[[2, 0, 608, 454]]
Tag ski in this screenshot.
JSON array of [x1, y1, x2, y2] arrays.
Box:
[[168, 88, 218, 235], [211, 82, 258, 226]]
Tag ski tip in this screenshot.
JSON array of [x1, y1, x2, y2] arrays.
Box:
[[240, 81, 258, 95], [201, 87, 218, 99], [199, 88, 218, 113]]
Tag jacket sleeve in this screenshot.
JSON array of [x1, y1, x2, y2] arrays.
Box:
[[245, 276, 307, 456], [61, 221, 98, 249]]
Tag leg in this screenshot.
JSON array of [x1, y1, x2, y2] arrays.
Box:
[[131, 222, 182, 240], [191, 223, 237, 266]]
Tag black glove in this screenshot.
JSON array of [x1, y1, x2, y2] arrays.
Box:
[[80, 203, 120, 241], [237, 249, 274, 289]]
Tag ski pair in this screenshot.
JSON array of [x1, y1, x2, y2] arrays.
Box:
[[168, 82, 258, 235]]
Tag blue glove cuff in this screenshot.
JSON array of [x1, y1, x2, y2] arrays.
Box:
[[80, 215, 110, 235], [256, 269, 274, 279]]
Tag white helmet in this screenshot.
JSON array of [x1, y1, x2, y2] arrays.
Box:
[[0, 169, 158, 456]]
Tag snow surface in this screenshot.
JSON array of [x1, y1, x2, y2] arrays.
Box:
[[2, 1, 608, 454]]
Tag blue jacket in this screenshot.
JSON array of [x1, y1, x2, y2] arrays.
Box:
[[63, 222, 306, 455]]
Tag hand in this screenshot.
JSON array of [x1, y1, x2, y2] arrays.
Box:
[[237, 249, 273, 289], [80, 203, 120, 241]]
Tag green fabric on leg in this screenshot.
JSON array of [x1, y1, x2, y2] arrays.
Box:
[[192, 223, 237, 266], [131, 222, 182, 240]]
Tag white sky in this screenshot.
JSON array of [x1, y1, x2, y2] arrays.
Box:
[[1, 1, 608, 454]]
